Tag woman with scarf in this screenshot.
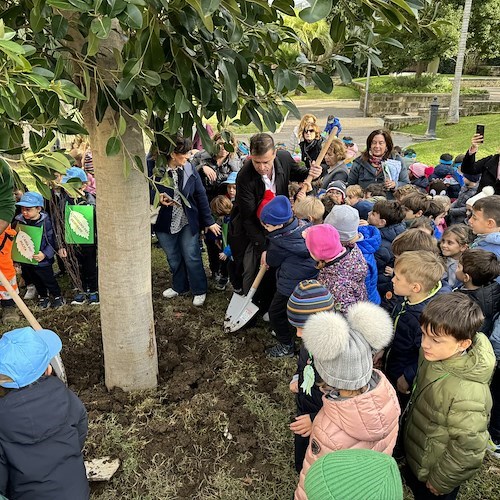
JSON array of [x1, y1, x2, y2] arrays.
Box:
[[348, 129, 409, 198], [300, 123, 325, 169]]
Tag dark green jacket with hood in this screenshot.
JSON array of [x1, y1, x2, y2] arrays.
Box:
[[404, 333, 495, 494]]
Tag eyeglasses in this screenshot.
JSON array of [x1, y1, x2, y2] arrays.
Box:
[[304, 129, 315, 133]]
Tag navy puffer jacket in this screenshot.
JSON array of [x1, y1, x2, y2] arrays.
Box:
[[265, 218, 319, 296]]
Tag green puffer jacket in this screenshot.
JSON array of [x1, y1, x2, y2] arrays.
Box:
[[404, 333, 495, 494]]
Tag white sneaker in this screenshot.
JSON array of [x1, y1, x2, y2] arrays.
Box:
[[162, 288, 179, 299], [24, 285, 37, 300], [193, 294, 206, 307]]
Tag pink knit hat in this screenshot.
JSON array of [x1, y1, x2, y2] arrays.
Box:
[[409, 162, 427, 178], [304, 224, 345, 261]]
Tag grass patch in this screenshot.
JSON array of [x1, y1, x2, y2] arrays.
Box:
[[292, 85, 360, 100], [354, 75, 488, 95], [401, 114, 500, 165]]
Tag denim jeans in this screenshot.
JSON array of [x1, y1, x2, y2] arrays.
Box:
[[156, 226, 207, 295]]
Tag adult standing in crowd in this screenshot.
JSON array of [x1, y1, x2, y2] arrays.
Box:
[[321, 138, 349, 188], [299, 122, 324, 169], [151, 136, 220, 307], [461, 133, 499, 194], [229, 133, 321, 305], [348, 129, 409, 197]]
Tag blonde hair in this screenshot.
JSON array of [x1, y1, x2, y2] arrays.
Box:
[[433, 195, 451, 212], [210, 195, 233, 216], [325, 138, 347, 162], [394, 250, 445, 293], [293, 197, 325, 224], [298, 114, 317, 138], [394, 184, 418, 202], [301, 122, 321, 141], [346, 185, 364, 200]]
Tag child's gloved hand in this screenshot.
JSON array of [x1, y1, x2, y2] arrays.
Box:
[[290, 414, 312, 437]]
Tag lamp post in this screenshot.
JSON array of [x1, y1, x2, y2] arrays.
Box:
[[425, 96, 439, 139]]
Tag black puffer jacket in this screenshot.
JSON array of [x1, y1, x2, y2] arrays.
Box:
[[0, 376, 89, 500], [455, 282, 500, 336], [461, 151, 500, 194]]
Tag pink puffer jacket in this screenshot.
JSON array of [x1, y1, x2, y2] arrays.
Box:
[[294, 370, 400, 500]]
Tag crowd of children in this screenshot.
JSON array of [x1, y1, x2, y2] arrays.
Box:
[[2, 122, 500, 499]]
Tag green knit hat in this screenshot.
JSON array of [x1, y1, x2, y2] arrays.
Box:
[[304, 449, 403, 500]]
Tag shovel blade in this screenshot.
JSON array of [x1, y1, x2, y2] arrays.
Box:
[[224, 292, 260, 333]]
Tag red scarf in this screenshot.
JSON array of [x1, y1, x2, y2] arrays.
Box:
[[369, 154, 384, 176]]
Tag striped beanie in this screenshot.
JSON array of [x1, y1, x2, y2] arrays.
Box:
[[287, 280, 334, 328], [304, 449, 403, 500]]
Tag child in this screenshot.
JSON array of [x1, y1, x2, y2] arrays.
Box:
[[400, 191, 428, 228], [60, 167, 99, 305], [342, 136, 358, 160], [0, 327, 89, 498], [13, 192, 64, 309], [410, 216, 434, 236], [323, 180, 346, 206], [287, 280, 335, 472], [304, 449, 404, 500], [364, 183, 387, 202], [454, 249, 500, 336], [468, 194, 500, 258], [346, 184, 373, 220], [449, 172, 479, 225], [260, 196, 318, 358], [440, 224, 474, 288], [208, 195, 233, 291], [433, 194, 451, 235], [408, 162, 429, 192], [222, 171, 237, 202], [325, 204, 380, 304], [393, 183, 418, 203], [367, 200, 406, 303], [294, 302, 400, 499], [385, 251, 445, 401], [304, 224, 368, 312], [0, 216, 19, 323], [429, 153, 463, 199], [293, 196, 325, 225], [404, 293, 495, 500]]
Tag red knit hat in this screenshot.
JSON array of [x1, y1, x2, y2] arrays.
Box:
[[256, 190, 275, 220]]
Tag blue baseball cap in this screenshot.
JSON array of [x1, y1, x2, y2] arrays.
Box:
[[62, 166, 87, 183], [16, 191, 44, 208], [0, 327, 62, 388], [222, 172, 238, 184]]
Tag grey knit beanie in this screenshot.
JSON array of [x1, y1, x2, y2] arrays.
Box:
[[302, 302, 393, 390], [325, 204, 360, 242]]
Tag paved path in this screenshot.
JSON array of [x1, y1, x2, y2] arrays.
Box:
[[235, 98, 416, 150]]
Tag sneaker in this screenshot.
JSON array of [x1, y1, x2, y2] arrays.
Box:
[[24, 285, 37, 300], [52, 296, 66, 308], [71, 293, 87, 305], [265, 342, 294, 359], [262, 312, 270, 322], [193, 294, 206, 307], [162, 288, 179, 299], [38, 297, 51, 310], [2, 307, 20, 323], [88, 292, 100, 305], [487, 438, 500, 458]]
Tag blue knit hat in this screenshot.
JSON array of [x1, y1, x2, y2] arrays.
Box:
[[287, 280, 334, 328], [260, 195, 293, 225]]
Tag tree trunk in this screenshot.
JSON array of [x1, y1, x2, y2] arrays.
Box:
[[82, 99, 158, 390], [415, 61, 426, 77], [427, 57, 440, 74], [447, 0, 473, 124]]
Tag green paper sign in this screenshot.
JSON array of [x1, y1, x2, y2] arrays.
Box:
[[65, 205, 95, 244], [12, 225, 43, 265]]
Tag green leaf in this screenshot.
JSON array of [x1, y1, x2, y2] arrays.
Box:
[[0, 96, 21, 121], [41, 155, 71, 174], [390, 0, 417, 16], [281, 100, 300, 119], [299, 0, 332, 24], [47, 0, 77, 9], [0, 127, 11, 150], [30, 9, 45, 33], [123, 156, 131, 179], [243, 103, 262, 130], [56, 118, 89, 135], [382, 37, 405, 49], [310, 38, 325, 56], [67, 0, 92, 12], [106, 136, 121, 156], [25, 73, 51, 89], [174, 89, 191, 114], [0, 39, 25, 55], [143, 70, 161, 86], [116, 76, 136, 100], [91, 16, 112, 39], [219, 60, 238, 102], [87, 30, 100, 57], [334, 61, 351, 84], [58, 80, 87, 100], [32, 67, 55, 78], [123, 58, 142, 78], [273, 0, 295, 16], [197, 73, 212, 106], [201, 0, 220, 16], [35, 178, 52, 200], [118, 115, 126, 136], [51, 15, 68, 39], [119, 4, 143, 29], [54, 56, 65, 79], [107, 0, 127, 17], [311, 71, 333, 94]]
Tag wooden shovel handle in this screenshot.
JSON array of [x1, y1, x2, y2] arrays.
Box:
[[250, 265, 267, 292], [299, 130, 338, 195]]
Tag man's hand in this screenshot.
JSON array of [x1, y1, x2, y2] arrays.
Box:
[[202, 166, 217, 183], [33, 251, 45, 262], [397, 374, 410, 394], [206, 223, 221, 236], [308, 160, 322, 180], [469, 133, 483, 155], [426, 481, 439, 496], [289, 414, 313, 437]]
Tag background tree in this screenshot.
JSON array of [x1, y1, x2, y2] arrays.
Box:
[[0, 0, 431, 391]]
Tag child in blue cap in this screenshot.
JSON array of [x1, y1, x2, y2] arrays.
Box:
[[0, 327, 89, 499], [14, 191, 64, 308]]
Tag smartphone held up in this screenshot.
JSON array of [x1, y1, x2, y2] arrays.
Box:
[[476, 124, 485, 143]]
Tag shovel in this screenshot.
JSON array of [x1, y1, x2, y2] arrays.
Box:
[[224, 265, 267, 333], [0, 270, 67, 385]]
